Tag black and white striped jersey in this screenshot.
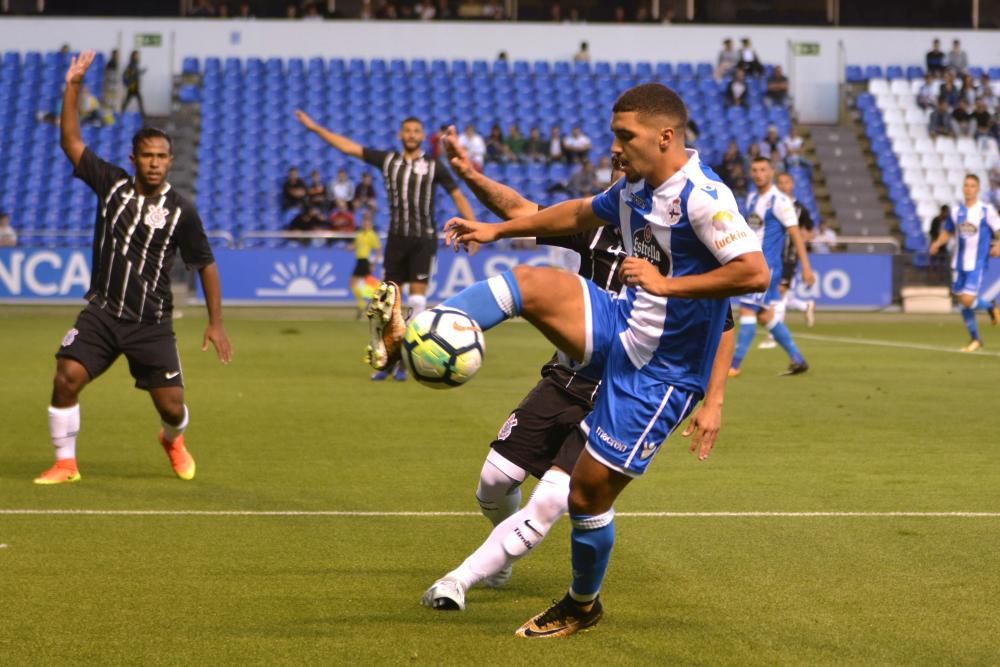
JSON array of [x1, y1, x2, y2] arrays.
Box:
[[74, 148, 214, 323], [361, 148, 459, 239], [782, 199, 814, 266]]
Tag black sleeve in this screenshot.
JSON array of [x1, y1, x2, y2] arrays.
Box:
[[433, 157, 459, 193], [723, 305, 735, 332], [175, 205, 215, 269], [73, 147, 129, 199], [798, 206, 814, 232], [361, 147, 391, 169]]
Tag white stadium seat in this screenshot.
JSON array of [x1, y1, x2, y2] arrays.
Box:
[[955, 137, 976, 153], [932, 183, 954, 202], [942, 153, 964, 169], [886, 123, 909, 140], [947, 168, 967, 185], [963, 154, 984, 171], [903, 169, 926, 190], [934, 136, 958, 153], [917, 201, 941, 221], [914, 136, 934, 153], [920, 154, 942, 170], [904, 108, 928, 124], [899, 153, 921, 169], [893, 139, 916, 156], [909, 80, 924, 95], [923, 167, 947, 184], [895, 93, 917, 109], [874, 91, 897, 109], [889, 79, 911, 94], [907, 124, 928, 139], [868, 78, 890, 94]]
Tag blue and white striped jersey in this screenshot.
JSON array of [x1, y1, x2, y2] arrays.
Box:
[[591, 149, 760, 393], [745, 185, 798, 271], [944, 200, 1000, 272]]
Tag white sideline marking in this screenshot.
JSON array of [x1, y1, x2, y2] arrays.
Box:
[[796, 333, 1000, 357], [0, 510, 998, 518]]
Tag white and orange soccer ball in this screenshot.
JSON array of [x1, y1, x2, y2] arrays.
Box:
[[401, 307, 485, 389]]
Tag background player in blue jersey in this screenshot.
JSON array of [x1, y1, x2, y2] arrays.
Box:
[[420, 130, 736, 612], [928, 174, 1000, 352], [367, 83, 768, 637], [729, 157, 815, 376]]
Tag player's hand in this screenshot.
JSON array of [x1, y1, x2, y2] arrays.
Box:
[[683, 401, 722, 461], [293, 109, 317, 131], [619, 256, 668, 294], [990, 241, 1000, 258], [443, 218, 498, 251], [443, 125, 475, 180], [202, 323, 233, 365], [65, 50, 95, 85], [801, 266, 816, 287]]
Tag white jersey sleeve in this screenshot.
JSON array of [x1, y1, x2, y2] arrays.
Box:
[[687, 183, 761, 265], [773, 192, 799, 229]]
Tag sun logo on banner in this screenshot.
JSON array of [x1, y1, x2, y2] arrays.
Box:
[[255, 256, 348, 297]]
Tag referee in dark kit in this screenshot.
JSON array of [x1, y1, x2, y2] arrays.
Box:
[[294, 109, 474, 381], [34, 50, 233, 486]]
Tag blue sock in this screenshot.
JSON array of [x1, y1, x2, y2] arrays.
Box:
[[732, 316, 757, 368], [440, 270, 522, 331], [768, 320, 804, 364], [974, 297, 993, 313], [568, 511, 615, 602], [961, 307, 980, 340]]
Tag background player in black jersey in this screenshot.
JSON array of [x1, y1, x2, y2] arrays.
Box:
[[293, 110, 474, 381], [420, 127, 735, 611], [35, 51, 232, 485]]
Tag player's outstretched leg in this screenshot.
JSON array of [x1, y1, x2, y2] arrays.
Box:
[[151, 388, 195, 480], [35, 358, 88, 485]]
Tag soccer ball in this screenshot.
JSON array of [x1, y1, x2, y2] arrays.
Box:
[[401, 307, 485, 389]]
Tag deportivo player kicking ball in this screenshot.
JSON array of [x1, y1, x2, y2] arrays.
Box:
[[368, 84, 767, 636], [928, 174, 1000, 352], [419, 128, 737, 611], [35, 50, 232, 485]]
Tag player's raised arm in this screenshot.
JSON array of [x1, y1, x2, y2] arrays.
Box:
[[60, 50, 95, 168], [442, 125, 539, 219], [444, 197, 602, 250], [294, 110, 363, 158]]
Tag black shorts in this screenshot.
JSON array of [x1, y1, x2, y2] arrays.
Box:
[[383, 236, 436, 285], [352, 258, 371, 278], [55, 302, 184, 390], [490, 375, 594, 479], [780, 260, 798, 287]]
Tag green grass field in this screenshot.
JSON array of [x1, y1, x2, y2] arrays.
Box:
[[1, 306, 999, 666]]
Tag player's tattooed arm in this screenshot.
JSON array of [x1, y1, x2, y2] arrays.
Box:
[[442, 125, 538, 219], [444, 198, 602, 250]]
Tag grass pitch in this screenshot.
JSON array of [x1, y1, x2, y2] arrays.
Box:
[[1, 306, 998, 666]]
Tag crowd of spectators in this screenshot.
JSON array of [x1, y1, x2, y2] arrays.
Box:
[[920, 38, 999, 144], [281, 166, 379, 239], [719, 37, 790, 109], [714, 125, 810, 200], [452, 123, 593, 167]]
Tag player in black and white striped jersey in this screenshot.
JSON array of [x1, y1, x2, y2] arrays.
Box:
[[34, 50, 232, 486], [294, 110, 475, 380], [419, 129, 734, 611]]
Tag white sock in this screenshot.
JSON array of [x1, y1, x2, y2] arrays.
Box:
[[408, 293, 427, 319], [786, 296, 809, 311], [449, 468, 570, 591], [48, 404, 80, 461], [476, 449, 527, 526], [161, 405, 189, 444]]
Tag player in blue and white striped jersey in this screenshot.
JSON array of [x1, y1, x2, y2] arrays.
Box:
[[729, 156, 815, 376], [929, 174, 1000, 352]]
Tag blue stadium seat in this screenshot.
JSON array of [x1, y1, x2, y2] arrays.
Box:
[[885, 65, 904, 80], [845, 65, 864, 83]]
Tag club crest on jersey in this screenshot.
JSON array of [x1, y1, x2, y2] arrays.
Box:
[[959, 221, 977, 237], [144, 205, 169, 230], [631, 225, 670, 274], [498, 413, 518, 441], [667, 197, 681, 222], [746, 213, 764, 231], [412, 160, 429, 176], [61, 327, 78, 347]]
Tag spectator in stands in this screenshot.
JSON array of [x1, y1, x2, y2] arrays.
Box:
[[926, 38, 946, 77], [928, 204, 951, 276], [634, 4, 654, 22], [432, 0, 452, 19], [574, 41, 590, 63], [0, 212, 16, 248], [718, 141, 748, 198], [504, 124, 525, 161], [548, 126, 564, 163], [938, 70, 960, 107], [567, 159, 597, 197], [458, 124, 486, 170], [121, 50, 145, 116], [716, 38, 739, 80], [102, 49, 120, 110], [486, 124, 514, 163], [523, 126, 547, 162], [947, 39, 968, 74], [236, 1, 254, 18], [331, 169, 356, 209], [303, 3, 323, 20], [765, 65, 790, 108], [307, 170, 327, 210], [288, 206, 325, 243], [188, 0, 215, 16], [929, 99, 956, 137], [746, 141, 763, 166], [285, 3, 300, 18], [811, 221, 837, 253], [960, 73, 978, 106], [972, 99, 995, 139], [979, 74, 997, 110], [757, 125, 787, 164], [738, 38, 763, 77], [329, 199, 356, 233], [594, 156, 613, 185], [353, 172, 377, 212], [917, 73, 939, 110], [562, 126, 592, 164], [429, 124, 448, 159], [282, 167, 308, 210], [951, 98, 974, 137], [782, 126, 811, 171], [726, 68, 749, 107]]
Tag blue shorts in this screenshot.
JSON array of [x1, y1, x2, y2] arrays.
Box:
[[738, 265, 781, 311], [952, 266, 985, 296], [574, 278, 699, 478]]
